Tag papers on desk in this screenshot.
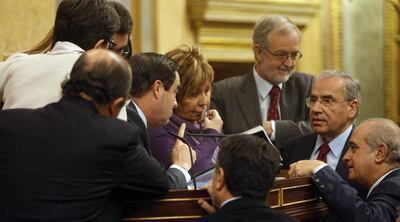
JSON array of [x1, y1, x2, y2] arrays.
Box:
[[188, 125, 282, 189]]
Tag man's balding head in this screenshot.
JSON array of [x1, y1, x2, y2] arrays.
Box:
[[62, 49, 132, 105]]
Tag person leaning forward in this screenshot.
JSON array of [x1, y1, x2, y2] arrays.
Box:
[[0, 49, 191, 221], [289, 118, 400, 222], [198, 134, 298, 222]]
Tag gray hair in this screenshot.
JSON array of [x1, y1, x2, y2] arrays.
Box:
[[253, 14, 301, 49], [319, 70, 361, 116], [361, 118, 400, 163]]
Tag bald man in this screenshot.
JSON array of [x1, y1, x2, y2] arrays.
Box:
[[0, 49, 191, 221]]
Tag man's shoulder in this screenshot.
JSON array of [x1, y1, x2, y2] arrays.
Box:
[[214, 72, 251, 89], [286, 72, 315, 85], [283, 132, 316, 147]]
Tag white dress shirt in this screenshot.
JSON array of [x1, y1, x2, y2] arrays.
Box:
[[253, 66, 282, 141]]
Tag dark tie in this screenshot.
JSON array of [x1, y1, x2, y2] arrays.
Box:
[[316, 143, 331, 163], [267, 86, 281, 121]]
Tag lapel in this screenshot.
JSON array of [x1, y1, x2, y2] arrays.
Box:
[[279, 76, 299, 120], [298, 133, 318, 160], [335, 127, 353, 178], [236, 72, 262, 127], [126, 101, 151, 154]]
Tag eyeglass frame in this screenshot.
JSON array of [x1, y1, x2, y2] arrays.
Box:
[[264, 47, 303, 62], [305, 96, 354, 109], [107, 38, 131, 59]]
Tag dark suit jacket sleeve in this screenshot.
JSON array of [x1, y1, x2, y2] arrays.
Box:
[[211, 80, 225, 122], [274, 74, 315, 147], [312, 166, 398, 222], [119, 142, 170, 198]]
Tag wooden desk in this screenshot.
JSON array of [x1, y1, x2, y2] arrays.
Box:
[[123, 176, 327, 221]]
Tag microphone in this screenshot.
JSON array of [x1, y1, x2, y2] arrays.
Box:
[[186, 132, 228, 138], [167, 130, 197, 190]]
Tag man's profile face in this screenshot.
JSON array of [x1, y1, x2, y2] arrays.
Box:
[[254, 29, 300, 85], [343, 124, 376, 185], [157, 72, 180, 126], [309, 77, 355, 141]]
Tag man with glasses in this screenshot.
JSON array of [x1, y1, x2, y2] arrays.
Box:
[[288, 118, 400, 221], [281, 70, 366, 196], [211, 14, 314, 147]]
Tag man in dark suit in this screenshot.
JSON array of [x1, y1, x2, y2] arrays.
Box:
[[0, 49, 191, 221], [211, 14, 314, 147], [289, 118, 400, 222], [127, 52, 196, 189], [281, 71, 360, 184], [197, 135, 298, 222]]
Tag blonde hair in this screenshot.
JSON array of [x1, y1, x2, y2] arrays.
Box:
[[166, 45, 214, 103]]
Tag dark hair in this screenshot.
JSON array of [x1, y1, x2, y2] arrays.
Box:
[[109, 1, 133, 58], [129, 53, 178, 97], [62, 50, 132, 104], [52, 0, 120, 50], [217, 135, 281, 199], [109, 1, 133, 35]]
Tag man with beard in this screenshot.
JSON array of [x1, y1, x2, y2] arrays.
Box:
[[211, 14, 314, 147]]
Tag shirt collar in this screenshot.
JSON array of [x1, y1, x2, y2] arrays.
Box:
[[253, 66, 282, 100], [131, 99, 147, 128], [313, 125, 353, 158], [367, 168, 400, 198], [219, 196, 242, 209], [48, 41, 85, 55]]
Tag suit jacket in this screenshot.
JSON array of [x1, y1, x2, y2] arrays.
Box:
[[211, 71, 314, 147], [0, 96, 170, 221], [126, 102, 188, 189], [202, 197, 298, 222], [313, 166, 400, 222], [281, 131, 367, 198]]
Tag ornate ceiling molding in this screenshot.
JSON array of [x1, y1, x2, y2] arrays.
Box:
[[188, 0, 321, 62]]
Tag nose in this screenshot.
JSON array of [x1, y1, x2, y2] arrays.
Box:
[[343, 149, 351, 162], [283, 56, 295, 67], [198, 92, 209, 105], [173, 98, 178, 108]]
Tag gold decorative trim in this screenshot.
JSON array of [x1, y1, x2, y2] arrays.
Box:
[[269, 188, 281, 208], [384, 0, 400, 123], [281, 184, 318, 207], [326, 0, 343, 70]]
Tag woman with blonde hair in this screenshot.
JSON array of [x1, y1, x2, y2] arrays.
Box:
[[148, 45, 223, 175]]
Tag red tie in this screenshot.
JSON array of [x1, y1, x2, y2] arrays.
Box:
[[317, 143, 331, 163], [267, 86, 280, 121]]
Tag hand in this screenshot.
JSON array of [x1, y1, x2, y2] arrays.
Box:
[[203, 109, 223, 133], [198, 198, 216, 214], [262, 120, 272, 136], [171, 123, 197, 171], [288, 160, 325, 179]]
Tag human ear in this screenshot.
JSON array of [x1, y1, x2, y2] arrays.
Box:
[[375, 143, 389, 164], [108, 97, 125, 117], [253, 44, 264, 63], [214, 167, 225, 191], [93, 39, 107, 49]]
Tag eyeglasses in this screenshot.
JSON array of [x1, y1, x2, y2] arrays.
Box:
[[107, 39, 117, 50], [264, 48, 302, 62], [306, 96, 351, 108]]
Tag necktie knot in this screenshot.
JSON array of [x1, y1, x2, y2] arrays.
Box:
[[267, 86, 280, 120], [317, 143, 331, 163]]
